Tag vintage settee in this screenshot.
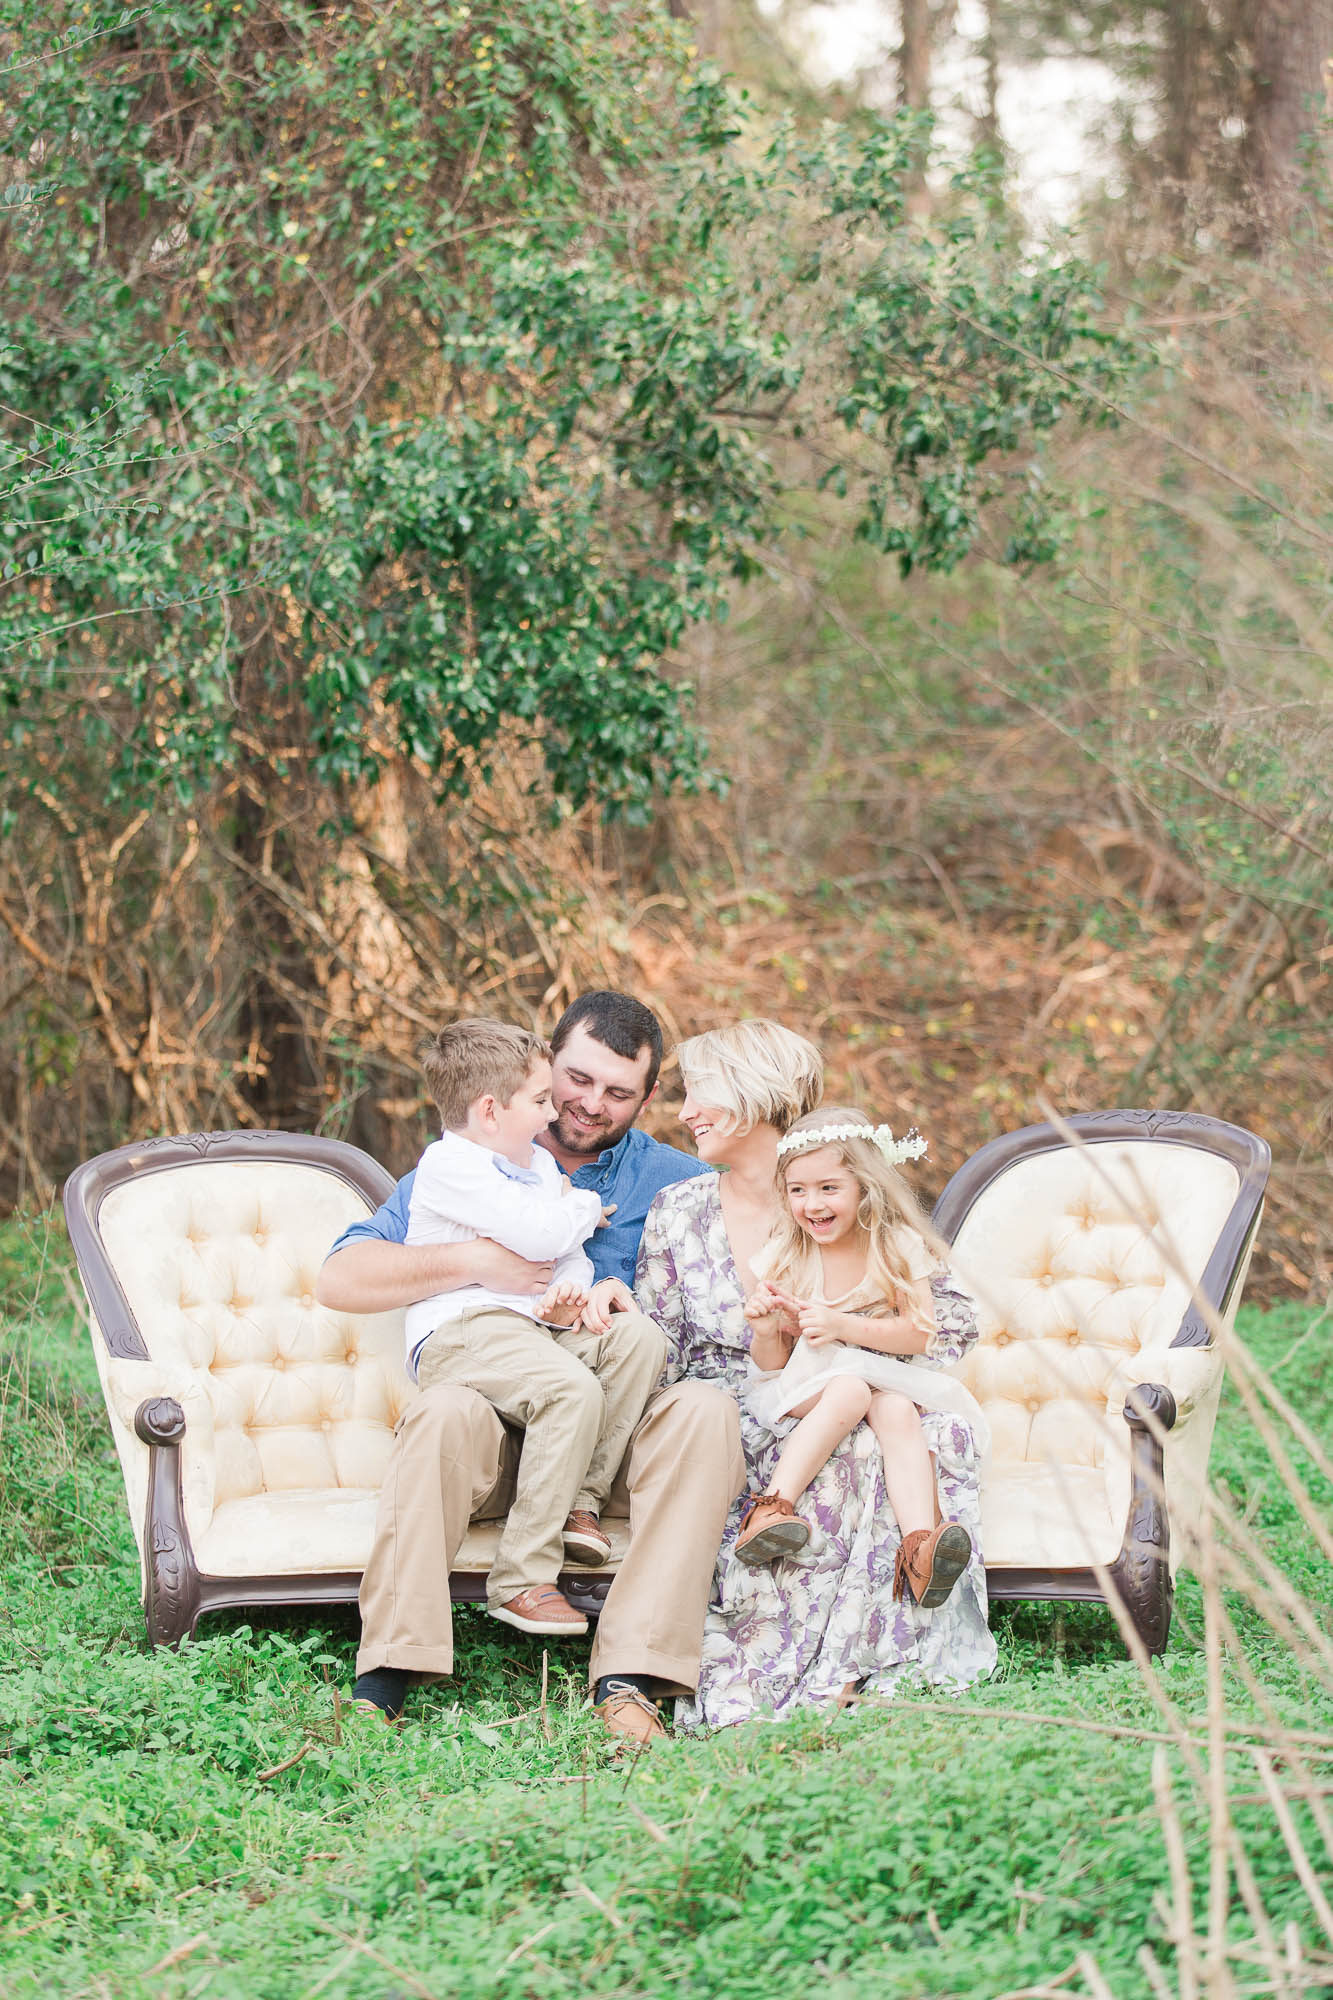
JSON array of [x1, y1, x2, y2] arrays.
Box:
[[64, 1110, 1268, 1655]]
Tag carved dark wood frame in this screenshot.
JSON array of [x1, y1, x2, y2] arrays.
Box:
[[931, 1108, 1271, 1656]]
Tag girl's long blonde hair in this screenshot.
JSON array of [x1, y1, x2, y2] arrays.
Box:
[[766, 1105, 947, 1310]]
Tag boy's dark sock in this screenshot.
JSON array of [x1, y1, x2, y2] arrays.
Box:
[[594, 1672, 659, 1707], [352, 1666, 411, 1719]]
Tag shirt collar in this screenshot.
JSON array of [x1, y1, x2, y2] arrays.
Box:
[[568, 1126, 638, 1177], [491, 1150, 543, 1187]]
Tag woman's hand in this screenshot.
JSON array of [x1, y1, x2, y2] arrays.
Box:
[[744, 1282, 798, 1372], [742, 1280, 786, 1332]]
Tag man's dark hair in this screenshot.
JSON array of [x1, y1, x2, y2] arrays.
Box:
[[550, 990, 664, 1094]]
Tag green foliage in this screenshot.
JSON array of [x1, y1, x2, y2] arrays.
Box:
[[0, 1214, 1328, 1995], [0, 0, 1131, 823]]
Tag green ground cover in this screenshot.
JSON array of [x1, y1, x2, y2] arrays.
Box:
[[0, 1211, 1329, 1999]]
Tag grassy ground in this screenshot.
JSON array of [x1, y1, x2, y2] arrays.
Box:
[[0, 1212, 1329, 1999]]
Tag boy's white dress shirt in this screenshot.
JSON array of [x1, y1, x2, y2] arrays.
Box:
[[402, 1130, 604, 1368]]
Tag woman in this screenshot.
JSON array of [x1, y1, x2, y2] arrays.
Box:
[[635, 1019, 995, 1728]]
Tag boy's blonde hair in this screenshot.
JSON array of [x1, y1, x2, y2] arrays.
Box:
[[421, 1018, 549, 1130], [767, 1104, 946, 1307], [675, 1019, 823, 1136]]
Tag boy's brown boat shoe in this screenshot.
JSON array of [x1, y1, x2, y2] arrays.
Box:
[[489, 1585, 589, 1636], [562, 1510, 612, 1566]]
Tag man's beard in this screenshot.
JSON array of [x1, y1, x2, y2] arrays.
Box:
[[548, 1104, 637, 1158]]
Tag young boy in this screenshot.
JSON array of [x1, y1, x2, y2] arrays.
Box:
[[402, 1018, 665, 1638]]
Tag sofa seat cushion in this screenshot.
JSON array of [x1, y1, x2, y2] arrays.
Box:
[[197, 1489, 385, 1576], [979, 1466, 1121, 1571], [193, 1492, 633, 1578]]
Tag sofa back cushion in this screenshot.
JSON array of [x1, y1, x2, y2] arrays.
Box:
[[949, 1140, 1240, 1471], [97, 1160, 413, 1512]]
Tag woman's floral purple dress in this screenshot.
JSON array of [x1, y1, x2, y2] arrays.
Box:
[[636, 1174, 997, 1729]]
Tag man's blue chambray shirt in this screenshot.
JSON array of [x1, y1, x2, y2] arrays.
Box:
[[325, 1124, 712, 1289]]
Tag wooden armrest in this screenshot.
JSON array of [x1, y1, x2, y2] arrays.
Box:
[[134, 1396, 188, 1447], [1123, 1381, 1177, 1431], [1119, 1345, 1220, 1427]]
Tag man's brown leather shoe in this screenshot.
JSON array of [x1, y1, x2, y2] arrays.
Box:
[[595, 1681, 668, 1748], [489, 1585, 589, 1636], [562, 1510, 612, 1566], [894, 1522, 972, 1607], [734, 1492, 810, 1567]]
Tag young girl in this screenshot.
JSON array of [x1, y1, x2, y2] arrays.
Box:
[[738, 1107, 990, 1609]]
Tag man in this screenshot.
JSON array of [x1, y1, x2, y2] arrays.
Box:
[[317, 990, 747, 1746]]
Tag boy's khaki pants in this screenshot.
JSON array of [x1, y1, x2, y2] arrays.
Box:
[[356, 1311, 746, 1694], [411, 1303, 664, 1609]]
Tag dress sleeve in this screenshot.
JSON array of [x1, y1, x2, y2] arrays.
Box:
[[926, 1266, 982, 1367], [635, 1190, 692, 1387], [892, 1224, 943, 1285]]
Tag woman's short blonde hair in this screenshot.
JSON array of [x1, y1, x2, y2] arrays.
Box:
[[675, 1019, 823, 1136]]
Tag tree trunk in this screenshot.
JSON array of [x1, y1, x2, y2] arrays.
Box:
[[899, 0, 932, 111], [1163, 0, 1207, 192], [1241, 0, 1333, 229], [977, 0, 1001, 153]]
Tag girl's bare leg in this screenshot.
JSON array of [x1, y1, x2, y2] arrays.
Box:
[[767, 1377, 874, 1503], [865, 1390, 936, 1536]]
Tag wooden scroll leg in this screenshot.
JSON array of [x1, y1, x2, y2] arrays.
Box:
[[133, 1397, 202, 1650], [1107, 1381, 1179, 1659]]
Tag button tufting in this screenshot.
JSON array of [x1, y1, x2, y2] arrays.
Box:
[[993, 1331, 1010, 1346], [1039, 1274, 1054, 1288], [1066, 1331, 1080, 1346], [1027, 1398, 1041, 1413], [345, 1349, 358, 1365], [273, 1356, 285, 1371]]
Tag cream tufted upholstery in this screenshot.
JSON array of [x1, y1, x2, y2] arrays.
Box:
[[88, 1158, 416, 1578], [946, 1138, 1251, 1578], [70, 1117, 1264, 1653], [70, 1136, 633, 1642]]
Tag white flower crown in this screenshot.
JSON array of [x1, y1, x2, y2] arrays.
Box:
[[776, 1121, 928, 1167]]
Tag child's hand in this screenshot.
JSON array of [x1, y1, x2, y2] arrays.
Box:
[[538, 1281, 589, 1329], [797, 1301, 846, 1349], [598, 1204, 617, 1228], [580, 1277, 634, 1333]]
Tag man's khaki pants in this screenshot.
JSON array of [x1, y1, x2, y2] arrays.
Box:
[[357, 1321, 746, 1694]]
